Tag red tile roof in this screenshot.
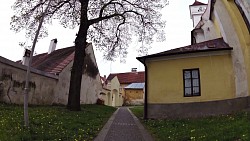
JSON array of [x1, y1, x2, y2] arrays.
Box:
[[137, 38, 233, 62], [28, 43, 95, 74], [24, 43, 91, 74], [106, 71, 145, 84], [190, 0, 207, 6], [100, 76, 107, 82], [31, 47, 75, 74]]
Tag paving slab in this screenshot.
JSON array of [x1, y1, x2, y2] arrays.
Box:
[[94, 107, 154, 141]]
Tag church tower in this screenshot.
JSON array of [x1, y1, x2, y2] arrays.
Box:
[[189, 0, 207, 28]]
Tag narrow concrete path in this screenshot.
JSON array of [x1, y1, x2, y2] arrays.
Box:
[[94, 107, 154, 141]]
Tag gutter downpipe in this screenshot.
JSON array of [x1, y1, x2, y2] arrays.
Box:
[[142, 58, 148, 120], [136, 57, 148, 119]]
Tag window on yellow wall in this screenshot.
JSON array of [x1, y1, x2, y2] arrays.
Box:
[[235, 0, 250, 33], [183, 69, 201, 97]]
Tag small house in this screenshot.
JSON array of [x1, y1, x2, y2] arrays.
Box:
[[137, 0, 250, 119]]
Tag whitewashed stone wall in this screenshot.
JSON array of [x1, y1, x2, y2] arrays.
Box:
[[0, 44, 103, 105], [0, 56, 58, 105]]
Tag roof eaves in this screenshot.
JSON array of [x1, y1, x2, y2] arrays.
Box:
[[136, 56, 146, 64], [124, 87, 144, 90], [102, 87, 111, 91], [190, 1, 207, 6], [137, 47, 233, 61]]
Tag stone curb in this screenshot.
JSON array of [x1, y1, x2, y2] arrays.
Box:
[[127, 108, 154, 141], [94, 108, 120, 141]]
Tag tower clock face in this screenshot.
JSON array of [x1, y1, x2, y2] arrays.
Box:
[[191, 6, 206, 14], [198, 7, 203, 12]]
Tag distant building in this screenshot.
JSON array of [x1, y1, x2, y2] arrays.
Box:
[[106, 68, 144, 95], [105, 68, 145, 105], [124, 83, 145, 105]]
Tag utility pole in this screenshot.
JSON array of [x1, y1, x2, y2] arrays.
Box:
[[23, 0, 52, 127]]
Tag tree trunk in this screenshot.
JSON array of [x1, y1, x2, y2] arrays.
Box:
[[67, 0, 89, 111]]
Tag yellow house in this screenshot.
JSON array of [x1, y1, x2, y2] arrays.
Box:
[[100, 76, 123, 107], [137, 0, 250, 119]]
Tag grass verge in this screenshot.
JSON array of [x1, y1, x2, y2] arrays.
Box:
[[130, 106, 250, 141], [0, 103, 116, 141]]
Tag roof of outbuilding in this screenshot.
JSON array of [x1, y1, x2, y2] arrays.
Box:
[[137, 38, 233, 62], [19, 43, 92, 74], [31, 46, 75, 74], [100, 76, 107, 82], [106, 71, 145, 84], [190, 0, 207, 6], [125, 83, 145, 89]]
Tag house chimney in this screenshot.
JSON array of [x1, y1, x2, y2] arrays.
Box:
[[104, 75, 106, 79], [22, 49, 31, 66], [131, 68, 137, 72], [48, 38, 57, 54]]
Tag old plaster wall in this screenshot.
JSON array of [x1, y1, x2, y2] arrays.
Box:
[[148, 96, 250, 119], [124, 89, 144, 105], [119, 84, 129, 97], [111, 76, 120, 106], [0, 56, 58, 105], [54, 45, 102, 105], [110, 76, 123, 106], [214, 0, 249, 97], [146, 51, 235, 104], [53, 61, 71, 105], [80, 45, 103, 104], [100, 88, 111, 106], [80, 73, 102, 104], [194, 0, 249, 97]]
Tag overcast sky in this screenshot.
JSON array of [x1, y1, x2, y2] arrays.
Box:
[[0, 0, 207, 76]]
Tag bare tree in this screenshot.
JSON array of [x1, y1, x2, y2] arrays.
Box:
[[11, 0, 168, 111]]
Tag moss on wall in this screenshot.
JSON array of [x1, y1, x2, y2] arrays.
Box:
[[0, 82, 3, 95], [0, 69, 36, 90], [83, 53, 98, 79], [1, 73, 12, 81], [12, 81, 36, 89]]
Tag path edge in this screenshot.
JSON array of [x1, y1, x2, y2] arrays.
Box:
[[94, 107, 120, 141], [128, 107, 154, 141]]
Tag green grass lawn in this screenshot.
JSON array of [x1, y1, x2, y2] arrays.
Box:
[[0, 103, 116, 141], [130, 107, 250, 141]]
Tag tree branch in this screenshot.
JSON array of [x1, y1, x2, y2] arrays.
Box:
[[89, 10, 144, 26], [122, 0, 148, 11], [29, 1, 46, 14], [111, 15, 126, 50]]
